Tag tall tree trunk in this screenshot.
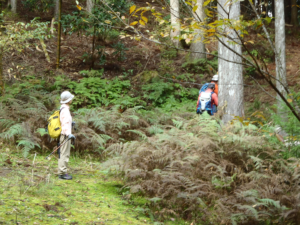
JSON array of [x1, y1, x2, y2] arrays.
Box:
[[87, 0, 94, 13], [56, 0, 62, 69], [218, 0, 244, 124], [54, 0, 59, 19], [291, 0, 298, 26], [275, 0, 287, 118], [189, 0, 206, 60], [8, 0, 17, 13], [170, 0, 181, 48]]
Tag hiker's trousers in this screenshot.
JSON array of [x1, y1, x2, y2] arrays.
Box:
[[58, 135, 71, 175]]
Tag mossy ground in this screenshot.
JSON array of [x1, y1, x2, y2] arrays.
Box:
[[0, 146, 184, 225]]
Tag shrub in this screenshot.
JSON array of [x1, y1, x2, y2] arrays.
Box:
[[102, 113, 300, 224]]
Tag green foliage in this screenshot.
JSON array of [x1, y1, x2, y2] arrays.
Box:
[[142, 80, 174, 106], [54, 75, 140, 109], [141, 78, 198, 109], [161, 48, 177, 59], [245, 66, 256, 76], [182, 58, 218, 74], [270, 97, 300, 158], [158, 59, 176, 75], [21, 0, 54, 12], [111, 42, 128, 62], [79, 69, 104, 77]]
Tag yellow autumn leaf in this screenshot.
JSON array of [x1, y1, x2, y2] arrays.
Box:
[[130, 21, 138, 26], [139, 20, 145, 26], [287, 99, 293, 103], [248, 40, 254, 44], [203, 0, 211, 7], [104, 20, 111, 24], [192, 5, 198, 12], [141, 16, 148, 23], [76, 5, 82, 10], [130, 5, 136, 14], [82, 18, 89, 23]]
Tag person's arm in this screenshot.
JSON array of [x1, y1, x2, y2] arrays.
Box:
[[212, 93, 218, 106]]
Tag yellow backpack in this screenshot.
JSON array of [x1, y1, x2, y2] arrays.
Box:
[[47, 108, 64, 139]]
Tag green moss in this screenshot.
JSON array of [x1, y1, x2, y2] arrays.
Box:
[[0, 152, 153, 224]]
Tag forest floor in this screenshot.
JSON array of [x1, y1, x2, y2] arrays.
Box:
[[0, 145, 184, 225]]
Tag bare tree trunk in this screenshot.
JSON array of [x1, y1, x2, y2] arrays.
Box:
[[54, 0, 59, 19], [8, 0, 17, 13], [56, 0, 62, 69], [291, 0, 298, 26], [275, 0, 287, 118], [218, 0, 244, 124], [190, 0, 206, 60], [87, 0, 94, 13], [170, 0, 181, 47]]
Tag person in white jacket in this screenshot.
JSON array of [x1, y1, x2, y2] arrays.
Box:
[[59, 91, 76, 180]]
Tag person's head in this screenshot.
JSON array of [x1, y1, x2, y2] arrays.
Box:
[[60, 91, 74, 105], [211, 74, 218, 83], [207, 83, 215, 91]]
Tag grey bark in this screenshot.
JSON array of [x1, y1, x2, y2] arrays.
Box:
[[87, 0, 94, 13], [54, 0, 59, 19], [218, 0, 244, 124], [291, 0, 298, 26], [170, 0, 181, 47], [190, 0, 206, 60], [275, 0, 287, 118], [8, 0, 17, 13]]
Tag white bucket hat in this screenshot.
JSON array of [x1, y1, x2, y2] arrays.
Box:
[[212, 74, 218, 81], [60, 91, 74, 104]]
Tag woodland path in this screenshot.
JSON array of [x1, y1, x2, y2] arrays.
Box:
[[0, 148, 154, 225]]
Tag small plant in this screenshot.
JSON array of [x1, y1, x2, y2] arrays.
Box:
[[111, 42, 128, 62], [79, 69, 104, 78], [158, 59, 176, 76], [161, 48, 177, 59]]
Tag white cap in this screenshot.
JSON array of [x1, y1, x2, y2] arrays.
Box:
[[212, 74, 218, 81], [60, 91, 74, 104]]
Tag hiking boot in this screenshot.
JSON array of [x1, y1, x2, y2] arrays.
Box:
[[59, 174, 72, 180]]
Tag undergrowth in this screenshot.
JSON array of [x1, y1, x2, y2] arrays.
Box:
[[102, 113, 300, 224]]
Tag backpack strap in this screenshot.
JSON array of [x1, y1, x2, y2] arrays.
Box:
[[59, 107, 65, 114]]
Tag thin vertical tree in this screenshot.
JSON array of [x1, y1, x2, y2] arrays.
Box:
[[87, 0, 94, 13], [218, 0, 244, 124], [275, 0, 287, 118], [8, 0, 17, 13], [54, 0, 59, 19], [170, 0, 181, 47], [190, 0, 206, 60], [56, 0, 62, 69]]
